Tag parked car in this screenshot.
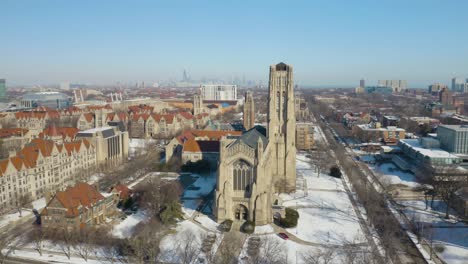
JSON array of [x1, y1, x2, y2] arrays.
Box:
[[278, 232, 289, 240]]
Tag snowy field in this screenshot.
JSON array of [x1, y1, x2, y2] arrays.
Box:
[[0, 197, 45, 230], [371, 162, 420, 188], [112, 210, 149, 238], [159, 219, 223, 263], [280, 153, 365, 245], [400, 200, 468, 264], [128, 138, 156, 157]]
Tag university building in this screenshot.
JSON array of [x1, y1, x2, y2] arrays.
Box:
[[215, 63, 296, 225]]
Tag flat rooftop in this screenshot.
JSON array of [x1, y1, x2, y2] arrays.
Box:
[[400, 139, 460, 159], [439, 125, 468, 131]]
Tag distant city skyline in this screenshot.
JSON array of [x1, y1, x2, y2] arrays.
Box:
[[1, 0, 468, 87]]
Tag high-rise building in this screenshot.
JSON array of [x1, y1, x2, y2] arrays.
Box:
[[452, 77, 463, 91], [0, 79, 6, 101], [200, 84, 237, 101], [439, 88, 453, 105], [428, 83, 448, 94], [60, 81, 70, 90], [378, 80, 407, 92], [243, 91, 255, 130], [360, 79, 365, 88]]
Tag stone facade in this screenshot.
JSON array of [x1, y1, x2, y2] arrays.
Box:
[[215, 63, 296, 225], [41, 182, 116, 229], [0, 138, 96, 214], [243, 91, 255, 131], [76, 126, 129, 166]]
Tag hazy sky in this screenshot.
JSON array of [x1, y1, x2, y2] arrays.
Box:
[[1, 0, 468, 87]]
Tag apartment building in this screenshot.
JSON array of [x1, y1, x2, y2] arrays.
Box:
[[296, 123, 315, 150], [353, 123, 406, 143], [200, 84, 237, 101]]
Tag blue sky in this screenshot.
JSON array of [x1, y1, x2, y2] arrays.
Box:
[[1, 0, 468, 87]]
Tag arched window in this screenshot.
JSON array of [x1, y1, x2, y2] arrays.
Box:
[[233, 160, 254, 191]]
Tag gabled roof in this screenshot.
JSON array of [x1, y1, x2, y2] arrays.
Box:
[[178, 112, 195, 120], [111, 184, 131, 200], [0, 128, 28, 138], [83, 113, 94, 122], [229, 126, 268, 150], [39, 126, 79, 140], [45, 183, 105, 217], [183, 139, 219, 153], [175, 129, 242, 144]]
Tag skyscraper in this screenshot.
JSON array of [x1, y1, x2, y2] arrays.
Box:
[[452, 77, 464, 91], [0, 79, 6, 101], [360, 79, 365, 88], [243, 91, 255, 130], [378, 80, 407, 92]]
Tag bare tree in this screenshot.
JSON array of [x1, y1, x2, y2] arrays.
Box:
[[74, 226, 96, 262], [58, 227, 76, 260], [124, 218, 163, 264], [30, 228, 47, 256], [248, 236, 287, 264], [16, 192, 31, 217], [214, 232, 243, 264], [301, 247, 335, 264], [173, 230, 200, 264]]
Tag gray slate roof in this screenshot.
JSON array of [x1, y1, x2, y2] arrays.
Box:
[[229, 126, 268, 150]]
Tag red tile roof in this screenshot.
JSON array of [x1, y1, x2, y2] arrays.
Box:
[[0, 128, 28, 138], [39, 126, 79, 140], [183, 139, 220, 153], [45, 183, 105, 217]]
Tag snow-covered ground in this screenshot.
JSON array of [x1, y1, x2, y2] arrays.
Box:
[[8, 249, 108, 264], [159, 220, 223, 263], [254, 224, 275, 234], [400, 200, 468, 264], [194, 215, 220, 232], [0, 197, 45, 229], [371, 162, 420, 188], [111, 210, 149, 238], [279, 153, 366, 245], [129, 138, 156, 157]]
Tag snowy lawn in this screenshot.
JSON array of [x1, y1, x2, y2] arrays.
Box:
[[254, 224, 275, 234], [371, 162, 419, 188], [8, 249, 108, 264], [286, 207, 365, 245], [278, 153, 366, 246], [159, 220, 221, 263], [400, 200, 468, 264], [111, 210, 149, 238], [0, 197, 45, 229], [194, 215, 219, 232]]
